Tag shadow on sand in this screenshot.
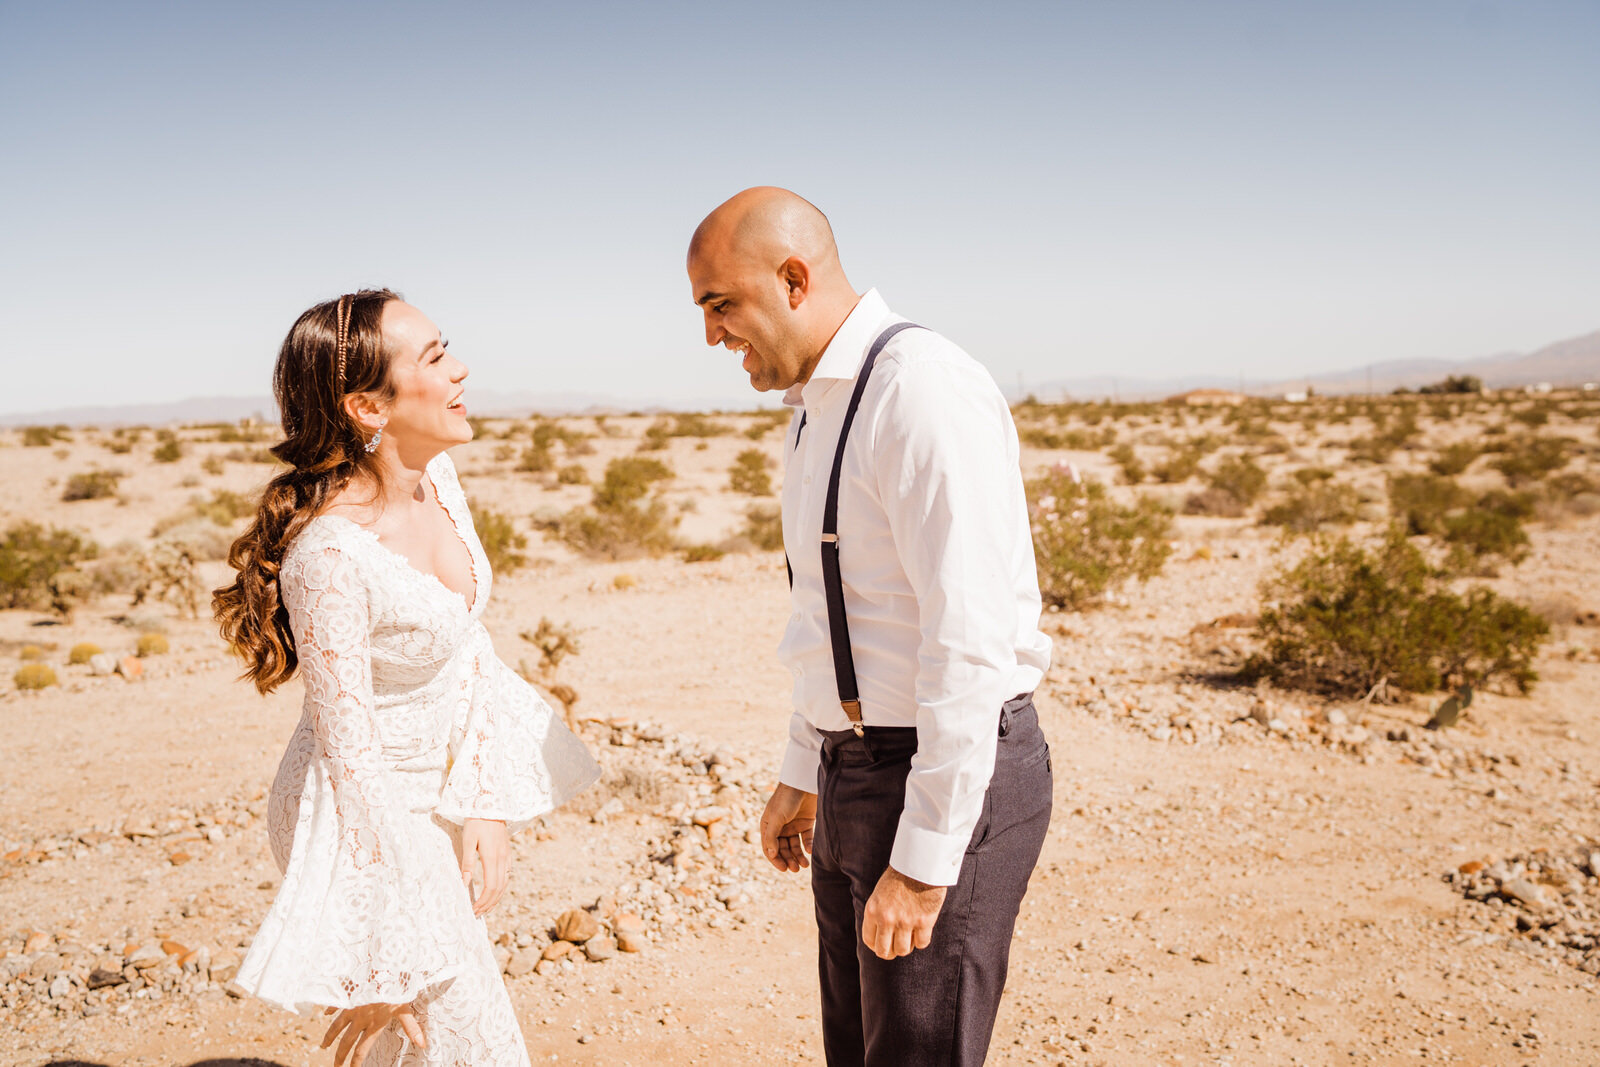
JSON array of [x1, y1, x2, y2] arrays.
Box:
[[44, 1061, 292, 1067]]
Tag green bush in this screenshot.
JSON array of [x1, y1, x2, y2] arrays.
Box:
[[1206, 454, 1268, 506], [548, 457, 678, 559], [152, 437, 184, 463], [1491, 435, 1573, 486], [682, 544, 725, 563], [61, 469, 124, 502], [556, 463, 588, 485], [743, 505, 785, 552], [1027, 468, 1173, 611], [1242, 527, 1546, 697], [135, 632, 170, 657], [1442, 510, 1530, 574], [1151, 445, 1202, 484], [14, 663, 58, 690], [1107, 442, 1144, 484], [470, 503, 527, 574], [68, 642, 102, 665], [1428, 442, 1482, 477], [728, 449, 774, 496], [21, 425, 68, 447], [1260, 481, 1360, 534], [1418, 375, 1482, 395], [0, 521, 100, 610], [517, 444, 554, 473], [638, 420, 671, 451], [1387, 473, 1471, 536]]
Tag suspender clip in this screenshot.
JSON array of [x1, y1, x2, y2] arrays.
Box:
[[820, 533, 838, 544], [841, 698, 864, 737]]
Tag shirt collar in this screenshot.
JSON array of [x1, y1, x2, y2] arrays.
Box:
[[783, 288, 893, 408]]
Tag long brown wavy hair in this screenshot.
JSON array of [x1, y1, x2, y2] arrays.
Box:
[[213, 289, 401, 693]]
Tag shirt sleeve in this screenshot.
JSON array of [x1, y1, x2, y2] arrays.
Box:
[[778, 710, 825, 794], [871, 359, 1022, 886]]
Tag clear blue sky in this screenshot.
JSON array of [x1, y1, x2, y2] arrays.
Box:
[[2, 0, 1597, 414]]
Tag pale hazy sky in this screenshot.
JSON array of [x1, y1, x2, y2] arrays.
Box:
[[2, 1, 1597, 415]]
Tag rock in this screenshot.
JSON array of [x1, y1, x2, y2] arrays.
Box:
[[615, 929, 648, 953], [583, 935, 617, 962], [48, 974, 73, 999], [1501, 878, 1552, 910], [1325, 708, 1349, 727], [1588, 852, 1600, 878], [542, 941, 575, 962], [87, 652, 118, 676], [692, 806, 731, 827], [208, 952, 240, 983], [224, 980, 248, 999], [115, 656, 144, 681], [160, 939, 190, 958], [127, 943, 166, 968], [168, 850, 193, 866], [29, 953, 64, 979], [23, 930, 52, 953], [86, 968, 126, 990], [554, 909, 600, 943], [1459, 860, 1486, 875], [534, 958, 557, 977], [492, 944, 511, 973], [506, 948, 540, 978]]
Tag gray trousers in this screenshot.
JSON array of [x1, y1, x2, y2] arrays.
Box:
[[811, 693, 1053, 1066]]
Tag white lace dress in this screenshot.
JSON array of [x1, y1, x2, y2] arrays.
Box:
[[235, 452, 599, 1065]]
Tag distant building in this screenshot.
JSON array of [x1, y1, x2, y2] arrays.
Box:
[[1167, 388, 1247, 407], [1282, 390, 1309, 403], [1525, 382, 1554, 394]]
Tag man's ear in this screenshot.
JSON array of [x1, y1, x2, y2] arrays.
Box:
[[342, 392, 386, 433], [780, 257, 810, 309]]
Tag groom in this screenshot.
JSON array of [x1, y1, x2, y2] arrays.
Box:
[[687, 187, 1054, 1066]]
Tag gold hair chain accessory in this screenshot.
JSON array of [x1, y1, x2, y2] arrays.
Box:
[[334, 294, 353, 387]]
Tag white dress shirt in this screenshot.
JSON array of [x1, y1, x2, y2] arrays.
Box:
[[777, 289, 1052, 887]]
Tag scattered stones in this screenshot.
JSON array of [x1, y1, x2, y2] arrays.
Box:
[[1445, 845, 1600, 974], [85, 969, 125, 990], [86, 652, 118, 676], [115, 656, 143, 681], [582, 935, 617, 962], [505, 948, 540, 978]]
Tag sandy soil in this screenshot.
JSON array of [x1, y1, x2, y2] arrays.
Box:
[[2, 401, 1598, 1065]]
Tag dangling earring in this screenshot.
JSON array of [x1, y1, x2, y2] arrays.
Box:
[[365, 425, 384, 453]]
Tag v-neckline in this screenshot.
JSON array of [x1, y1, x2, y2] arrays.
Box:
[[318, 466, 480, 615]]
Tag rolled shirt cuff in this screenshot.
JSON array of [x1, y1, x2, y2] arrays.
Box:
[[778, 737, 822, 794], [889, 814, 969, 888]]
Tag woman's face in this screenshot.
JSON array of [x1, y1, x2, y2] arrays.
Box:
[[377, 301, 472, 452]]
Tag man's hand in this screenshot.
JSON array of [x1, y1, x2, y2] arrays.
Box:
[[758, 783, 816, 873], [460, 818, 509, 916], [861, 866, 946, 960]]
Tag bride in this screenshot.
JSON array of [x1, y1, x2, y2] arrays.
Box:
[[213, 289, 598, 1066]]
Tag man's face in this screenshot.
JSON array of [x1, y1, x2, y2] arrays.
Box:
[[688, 246, 805, 393]]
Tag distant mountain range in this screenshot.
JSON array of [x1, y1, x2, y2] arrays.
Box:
[[4, 328, 1597, 428], [1023, 327, 1600, 402]]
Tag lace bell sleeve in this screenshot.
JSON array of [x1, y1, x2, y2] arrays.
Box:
[[235, 541, 469, 1012], [435, 639, 600, 836]]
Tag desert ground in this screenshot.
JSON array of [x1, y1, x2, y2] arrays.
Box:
[[2, 391, 1598, 1066]]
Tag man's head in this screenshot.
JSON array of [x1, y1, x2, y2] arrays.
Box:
[[687, 187, 859, 392]]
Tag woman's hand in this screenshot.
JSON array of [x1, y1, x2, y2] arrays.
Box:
[[321, 1002, 425, 1065], [461, 817, 509, 916]]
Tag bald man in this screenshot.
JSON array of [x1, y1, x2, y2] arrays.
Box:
[[688, 188, 1054, 1066]]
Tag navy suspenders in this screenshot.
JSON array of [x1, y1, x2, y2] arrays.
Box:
[[786, 321, 923, 738]]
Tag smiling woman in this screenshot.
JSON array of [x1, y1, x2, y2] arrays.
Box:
[[210, 291, 599, 1067]]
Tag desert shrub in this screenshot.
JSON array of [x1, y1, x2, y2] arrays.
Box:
[[742, 504, 785, 551], [105, 437, 135, 455], [200, 454, 225, 475], [1418, 375, 1483, 395], [1511, 406, 1550, 428], [729, 449, 774, 496], [135, 632, 170, 657], [213, 421, 268, 443], [1182, 487, 1247, 517], [556, 463, 588, 485], [638, 420, 671, 451], [20, 644, 43, 661], [0, 522, 99, 610], [682, 544, 725, 563], [1387, 473, 1471, 536], [152, 436, 184, 463], [61, 469, 124, 502], [469, 503, 527, 574], [1491, 435, 1573, 486], [68, 642, 102, 665], [1151, 445, 1202, 484], [130, 540, 203, 616], [1206, 454, 1268, 506], [21, 425, 69, 447], [517, 444, 554, 473], [1243, 527, 1546, 697], [668, 412, 730, 438], [1428, 442, 1482, 477], [1027, 467, 1173, 611], [547, 457, 678, 559], [1260, 481, 1360, 533], [14, 663, 58, 690], [182, 489, 256, 526], [1442, 510, 1530, 574], [1107, 442, 1144, 484], [224, 446, 280, 464]]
